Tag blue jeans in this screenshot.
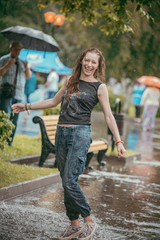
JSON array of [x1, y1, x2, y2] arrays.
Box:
[[55, 125, 92, 221], [0, 96, 22, 145]]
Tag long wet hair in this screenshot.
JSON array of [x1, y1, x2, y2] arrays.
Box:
[[66, 47, 106, 102]]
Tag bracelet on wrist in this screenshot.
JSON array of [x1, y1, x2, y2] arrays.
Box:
[[28, 103, 31, 110], [24, 103, 30, 114], [25, 103, 32, 110], [115, 140, 124, 145], [25, 103, 28, 111]]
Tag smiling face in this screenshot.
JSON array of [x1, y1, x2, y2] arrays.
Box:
[[81, 52, 99, 78]]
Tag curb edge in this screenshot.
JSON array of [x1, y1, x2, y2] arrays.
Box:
[[0, 173, 60, 201]]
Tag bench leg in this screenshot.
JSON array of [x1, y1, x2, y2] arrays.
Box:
[[97, 149, 107, 165], [39, 151, 50, 167], [54, 158, 57, 168], [85, 152, 94, 169], [39, 142, 55, 167]]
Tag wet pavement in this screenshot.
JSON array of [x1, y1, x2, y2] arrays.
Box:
[[0, 113, 160, 240]]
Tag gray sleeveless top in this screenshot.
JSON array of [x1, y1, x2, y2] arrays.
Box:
[[58, 79, 102, 125]]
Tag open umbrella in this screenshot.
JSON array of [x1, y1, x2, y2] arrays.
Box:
[[137, 76, 160, 88], [19, 48, 72, 75], [0, 25, 59, 52]]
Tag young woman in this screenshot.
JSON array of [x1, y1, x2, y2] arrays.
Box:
[[12, 48, 126, 240]]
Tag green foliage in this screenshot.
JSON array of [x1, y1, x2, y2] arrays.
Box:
[[56, 4, 160, 79], [0, 0, 46, 57], [38, 0, 159, 35], [128, 104, 135, 117], [156, 102, 160, 118], [0, 0, 160, 81], [37, 74, 46, 85], [0, 111, 15, 150], [93, 87, 125, 113], [42, 104, 61, 115], [108, 87, 125, 112]]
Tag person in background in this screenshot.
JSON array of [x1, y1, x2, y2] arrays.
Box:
[[43, 68, 59, 99], [140, 86, 160, 131], [131, 80, 146, 122], [123, 78, 134, 114], [25, 70, 37, 103], [0, 41, 31, 145], [12, 47, 126, 239], [108, 77, 116, 87], [112, 78, 123, 95]]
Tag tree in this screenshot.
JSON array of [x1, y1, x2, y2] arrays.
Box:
[[0, 0, 48, 56], [38, 0, 160, 35], [0, 0, 159, 80]]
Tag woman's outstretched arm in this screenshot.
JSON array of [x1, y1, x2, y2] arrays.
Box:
[[12, 79, 68, 113], [98, 83, 126, 158]]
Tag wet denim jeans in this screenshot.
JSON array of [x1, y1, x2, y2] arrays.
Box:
[[55, 125, 92, 221]]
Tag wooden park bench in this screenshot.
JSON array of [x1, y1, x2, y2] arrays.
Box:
[[33, 115, 109, 168]]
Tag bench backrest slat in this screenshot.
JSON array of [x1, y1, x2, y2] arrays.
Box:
[[41, 115, 58, 144], [46, 126, 57, 131], [47, 130, 57, 136]]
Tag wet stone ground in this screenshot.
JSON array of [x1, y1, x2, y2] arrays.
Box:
[[0, 114, 160, 240]]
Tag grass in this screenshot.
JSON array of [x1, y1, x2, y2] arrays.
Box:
[[0, 134, 41, 161], [0, 135, 58, 188], [128, 104, 135, 117], [0, 160, 57, 188]]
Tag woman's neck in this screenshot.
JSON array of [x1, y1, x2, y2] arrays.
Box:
[[79, 73, 97, 82]]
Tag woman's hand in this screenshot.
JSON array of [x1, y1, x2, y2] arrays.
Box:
[[12, 103, 25, 113], [116, 142, 126, 158]]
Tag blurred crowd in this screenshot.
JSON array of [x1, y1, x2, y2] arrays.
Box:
[[108, 77, 160, 132]]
